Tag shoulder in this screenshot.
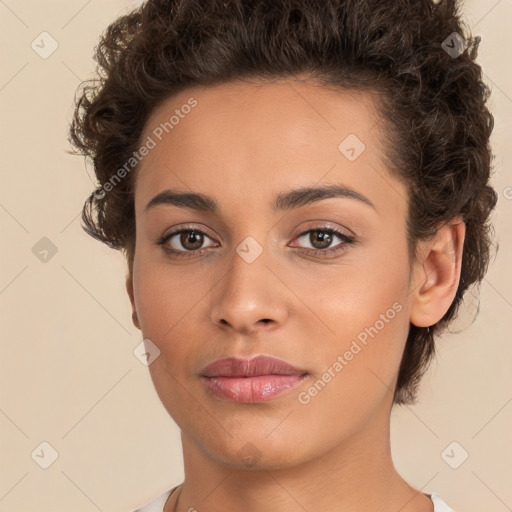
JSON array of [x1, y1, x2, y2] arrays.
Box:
[[430, 492, 456, 512], [131, 486, 178, 512]]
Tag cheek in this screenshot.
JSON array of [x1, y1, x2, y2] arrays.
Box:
[[132, 253, 213, 380], [289, 283, 410, 445], [133, 249, 207, 337], [293, 236, 411, 396], [132, 263, 209, 429]]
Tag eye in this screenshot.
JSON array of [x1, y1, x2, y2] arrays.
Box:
[[157, 224, 356, 259], [290, 226, 355, 257], [157, 227, 217, 257]]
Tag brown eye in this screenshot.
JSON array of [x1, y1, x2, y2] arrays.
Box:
[[179, 230, 204, 251], [158, 228, 217, 256], [290, 226, 356, 258], [295, 228, 350, 250], [308, 230, 333, 249]]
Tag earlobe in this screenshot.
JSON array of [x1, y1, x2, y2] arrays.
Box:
[[126, 273, 140, 330], [409, 218, 466, 328], [132, 311, 140, 330]]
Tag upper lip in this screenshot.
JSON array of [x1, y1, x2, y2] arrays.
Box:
[[200, 356, 308, 378]]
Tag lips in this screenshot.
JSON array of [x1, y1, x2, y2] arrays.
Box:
[[201, 355, 307, 378], [200, 356, 308, 403]]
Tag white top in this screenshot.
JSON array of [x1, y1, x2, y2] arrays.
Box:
[[132, 486, 455, 511]]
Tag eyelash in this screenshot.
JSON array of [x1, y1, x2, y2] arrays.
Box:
[[156, 224, 356, 259]]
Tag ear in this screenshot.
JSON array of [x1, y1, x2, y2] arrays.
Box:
[[409, 218, 466, 328], [126, 272, 141, 330]]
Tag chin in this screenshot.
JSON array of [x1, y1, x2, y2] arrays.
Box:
[[214, 443, 307, 471], [190, 425, 313, 471]]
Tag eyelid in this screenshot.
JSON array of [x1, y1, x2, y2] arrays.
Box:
[[291, 221, 355, 240], [160, 223, 218, 242]]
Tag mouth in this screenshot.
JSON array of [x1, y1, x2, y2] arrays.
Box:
[[200, 355, 309, 403]]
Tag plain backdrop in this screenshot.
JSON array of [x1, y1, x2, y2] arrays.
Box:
[[0, 1, 511, 511]]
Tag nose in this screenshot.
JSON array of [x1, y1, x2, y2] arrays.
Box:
[[210, 246, 288, 335]]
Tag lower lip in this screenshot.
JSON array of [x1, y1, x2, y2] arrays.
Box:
[[202, 374, 307, 403]]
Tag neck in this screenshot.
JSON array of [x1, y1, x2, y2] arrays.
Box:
[[168, 402, 433, 512]]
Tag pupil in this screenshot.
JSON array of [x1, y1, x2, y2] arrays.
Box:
[[311, 230, 332, 249], [182, 231, 203, 250]]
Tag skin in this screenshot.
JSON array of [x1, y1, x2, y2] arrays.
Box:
[[125, 78, 465, 512]]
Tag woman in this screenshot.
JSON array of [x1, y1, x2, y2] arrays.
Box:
[[69, 0, 497, 510]]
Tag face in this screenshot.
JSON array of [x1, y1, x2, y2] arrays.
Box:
[[128, 78, 415, 469]]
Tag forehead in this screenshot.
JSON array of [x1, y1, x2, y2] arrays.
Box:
[[134, 78, 406, 219]]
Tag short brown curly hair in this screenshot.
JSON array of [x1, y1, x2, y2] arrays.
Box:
[[69, 0, 498, 405]]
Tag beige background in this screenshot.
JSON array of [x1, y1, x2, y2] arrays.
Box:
[[0, 1, 511, 511]]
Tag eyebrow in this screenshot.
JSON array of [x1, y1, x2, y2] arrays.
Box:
[[144, 183, 376, 214]]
